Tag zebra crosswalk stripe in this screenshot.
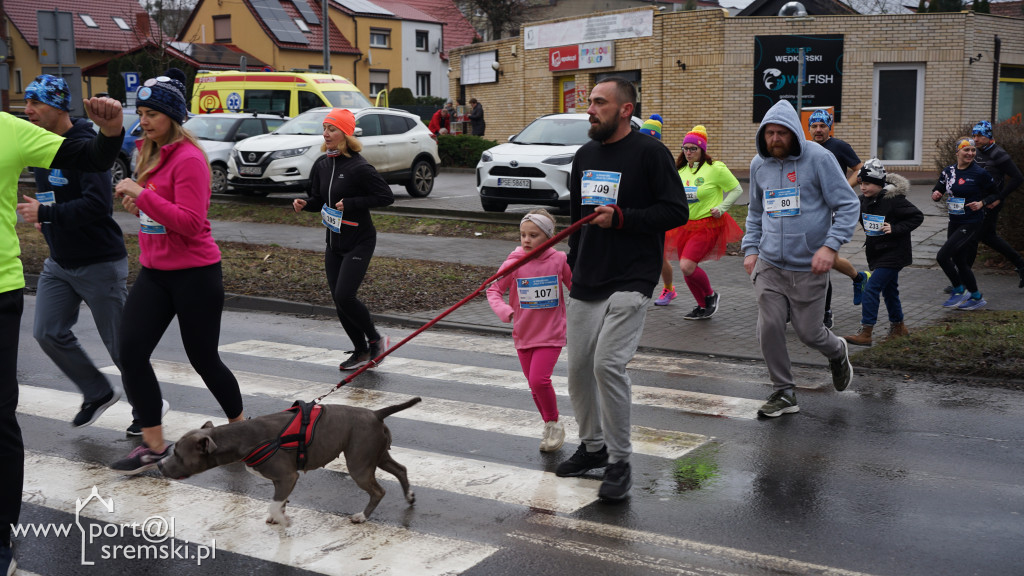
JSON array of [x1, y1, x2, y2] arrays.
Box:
[[219, 340, 764, 419], [99, 359, 708, 460]]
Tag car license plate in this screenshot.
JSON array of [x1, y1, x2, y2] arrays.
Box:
[[497, 177, 530, 188], [239, 166, 262, 176]]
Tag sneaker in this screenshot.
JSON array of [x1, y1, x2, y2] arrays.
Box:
[[829, 337, 853, 392], [368, 335, 390, 368], [0, 541, 14, 576], [852, 271, 871, 306], [126, 399, 170, 436], [654, 287, 677, 306], [339, 350, 371, 371], [957, 296, 987, 311], [555, 443, 609, 477], [703, 291, 720, 319], [111, 443, 173, 475], [72, 389, 120, 428], [540, 420, 565, 452], [597, 461, 632, 502], [757, 390, 799, 417], [942, 292, 970, 308], [683, 306, 707, 320], [823, 309, 834, 329]]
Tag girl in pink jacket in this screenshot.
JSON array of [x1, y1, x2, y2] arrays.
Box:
[[487, 209, 572, 452]]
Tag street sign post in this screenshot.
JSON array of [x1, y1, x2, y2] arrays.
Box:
[[123, 72, 140, 108]]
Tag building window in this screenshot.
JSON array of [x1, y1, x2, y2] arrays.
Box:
[[79, 14, 98, 28], [294, 18, 310, 32], [415, 30, 429, 51], [998, 65, 1024, 124], [416, 72, 431, 96], [369, 29, 390, 48], [369, 70, 389, 96], [112, 17, 130, 30], [213, 15, 231, 42], [872, 64, 924, 165], [14, 69, 23, 94]]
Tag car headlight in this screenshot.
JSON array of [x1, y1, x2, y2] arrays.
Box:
[[481, 151, 493, 162], [542, 155, 574, 166], [269, 147, 311, 159]]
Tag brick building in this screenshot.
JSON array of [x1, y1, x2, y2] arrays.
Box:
[[448, 8, 1024, 174]]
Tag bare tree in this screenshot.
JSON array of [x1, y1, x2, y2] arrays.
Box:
[[144, 0, 198, 38], [462, 0, 529, 40]]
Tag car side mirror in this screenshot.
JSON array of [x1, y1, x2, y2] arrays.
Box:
[[354, 127, 363, 137], [507, 135, 514, 142]]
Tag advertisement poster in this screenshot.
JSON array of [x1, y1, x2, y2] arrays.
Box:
[[752, 35, 844, 123]]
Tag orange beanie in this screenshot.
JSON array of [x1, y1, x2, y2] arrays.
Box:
[[324, 108, 356, 136]]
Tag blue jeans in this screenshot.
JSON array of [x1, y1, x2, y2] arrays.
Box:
[[860, 267, 903, 326], [33, 257, 128, 403]]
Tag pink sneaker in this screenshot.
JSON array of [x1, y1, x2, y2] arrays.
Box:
[[654, 287, 677, 306]]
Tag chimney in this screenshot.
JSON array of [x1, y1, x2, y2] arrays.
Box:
[[136, 11, 152, 40]]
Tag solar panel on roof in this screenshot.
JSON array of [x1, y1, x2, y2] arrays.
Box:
[[334, 0, 394, 16], [251, 0, 310, 44], [290, 0, 321, 25]]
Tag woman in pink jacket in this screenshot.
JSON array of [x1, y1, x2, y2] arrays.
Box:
[[110, 70, 244, 474], [487, 209, 572, 452]]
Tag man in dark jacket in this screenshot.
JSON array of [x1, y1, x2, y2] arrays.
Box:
[[15, 75, 129, 430], [970, 120, 1024, 288], [468, 98, 485, 136]]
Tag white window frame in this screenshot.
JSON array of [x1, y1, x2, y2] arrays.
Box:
[[416, 72, 430, 96], [871, 63, 925, 166], [112, 17, 130, 30], [369, 28, 390, 49], [369, 69, 389, 96], [415, 30, 429, 51], [79, 14, 98, 28]]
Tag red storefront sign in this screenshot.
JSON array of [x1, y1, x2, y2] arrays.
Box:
[[549, 46, 580, 72]]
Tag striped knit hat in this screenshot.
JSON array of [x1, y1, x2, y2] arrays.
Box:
[[639, 114, 663, 140], [683, 125, 708, 152]]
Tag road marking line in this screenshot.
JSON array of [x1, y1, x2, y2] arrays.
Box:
[[18, 385, 601, 514], [524, 515, 882, 576], [21, 451, 496, 576], [219, 340, 763, 419], [98, 359, 707, 460]]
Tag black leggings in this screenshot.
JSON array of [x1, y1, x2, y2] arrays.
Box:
[[119, 263, 243, 427], [968, 207, 1024, 270], [326, 244, 380, 352], [937, 222, 982, 293]]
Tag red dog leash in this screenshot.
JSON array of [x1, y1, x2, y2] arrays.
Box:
[[314, 211, 598, 403]]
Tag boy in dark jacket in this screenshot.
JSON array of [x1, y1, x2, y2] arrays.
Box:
[[845, 159, 924, 346]]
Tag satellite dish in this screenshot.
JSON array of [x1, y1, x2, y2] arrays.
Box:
[[778, 1, 808, 16]]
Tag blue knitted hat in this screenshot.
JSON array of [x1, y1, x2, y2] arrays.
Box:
[[136, 68, 189, 124], [25, 74, 72, 112], [808, 108, 833, 129], [972, 120, 993, 139]]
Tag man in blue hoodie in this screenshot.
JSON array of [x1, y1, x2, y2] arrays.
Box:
[[15, 75, 129, 430], [742, 100, 860, 417]]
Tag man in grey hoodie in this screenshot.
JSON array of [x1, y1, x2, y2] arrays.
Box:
[[741, 100, 860, 417]]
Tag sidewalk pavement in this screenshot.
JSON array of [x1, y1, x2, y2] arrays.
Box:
[[111, 183, 1024, 370]]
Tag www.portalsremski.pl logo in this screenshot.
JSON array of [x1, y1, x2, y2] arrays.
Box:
[[11, 486, 217, 566]]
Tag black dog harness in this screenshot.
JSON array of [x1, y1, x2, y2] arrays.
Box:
[[243, 401, 324, 470]]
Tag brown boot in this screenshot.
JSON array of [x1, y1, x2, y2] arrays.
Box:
[[885, 321, 909, 341], [845, 324, 873, 346]]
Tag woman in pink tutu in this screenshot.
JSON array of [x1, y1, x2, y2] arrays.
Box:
[[658, 125, 744, 319]]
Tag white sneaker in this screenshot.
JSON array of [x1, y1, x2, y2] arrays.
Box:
[[540, 421, 565, 452]]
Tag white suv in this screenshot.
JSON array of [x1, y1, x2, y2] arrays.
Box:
[[476, 113, 642, 212], [227, 107, 440, 197]]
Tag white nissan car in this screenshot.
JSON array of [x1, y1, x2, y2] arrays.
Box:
[[476, 113, 643, 212], [227, 107, 440, 197]]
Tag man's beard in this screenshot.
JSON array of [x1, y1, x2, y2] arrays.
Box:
[[769, 142, 791, 159], [588, 116, 617, 142]]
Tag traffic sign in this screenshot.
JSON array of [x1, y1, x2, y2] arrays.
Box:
[[37, 10, 76, 66], [123, 71, 140, 93]]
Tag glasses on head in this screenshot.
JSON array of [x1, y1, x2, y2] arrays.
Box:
[[143, 76, 172, 87], [682, 146, 701, 153]]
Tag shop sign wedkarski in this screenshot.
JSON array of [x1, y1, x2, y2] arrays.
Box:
[[549, 42, 615, 72]]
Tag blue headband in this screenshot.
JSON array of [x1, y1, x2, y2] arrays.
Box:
[[808, 109, 833, 129], [25, 74, 72, 112]]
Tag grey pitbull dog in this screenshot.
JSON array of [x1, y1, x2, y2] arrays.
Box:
[[159, 397, 421, 525]]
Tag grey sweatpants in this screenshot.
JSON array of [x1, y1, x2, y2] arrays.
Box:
[[751, 258, 845, 391], [566, 291, 649, 464]]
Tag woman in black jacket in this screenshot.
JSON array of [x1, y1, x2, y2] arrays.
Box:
[[292, 109, 394, 370], [844, 159, 923, 346]]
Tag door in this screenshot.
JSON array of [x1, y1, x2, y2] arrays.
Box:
[[872, 65, 924, 165], [355, 113, 388, 171], [560, 77, 575, 113]]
